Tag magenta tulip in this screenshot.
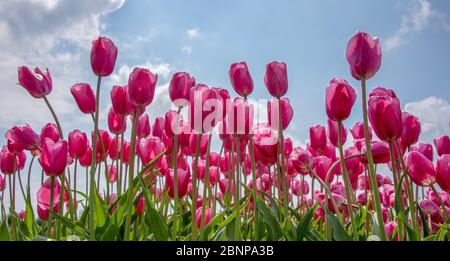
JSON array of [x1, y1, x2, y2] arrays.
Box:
[[169, 72, 195, 107], [368, 90, 402, 142], [0, 146, 25, 175], [108, 108, 126, 135], [136, 113, 150, 139], [68, 130, 88, 159], [264, 61, 288, 97], [327, 119, 347, 147], [128, 67, 157, 107], [166, 168, 191, 199], [36, 178, 60, 220], [252, 123, 279, 161], [17, 66, 52, 98], [152, 116, 165, 139], [313, 156, 334, 183], [309, 125, 327, 152], [434, 135, 450, 156], [350, 122, 372, 140], [195, 207, 212, 229], [361, 141, 390, 164], [405, 151, 436, 187], [189, 84, 220, 133], [436, 155, 450, 192], [346, 32, 382, 80], [411, 143, 434, 161], [268, 98, 294, 130], [138, 136, 165, 166], [225, 97, 253, 135], [90, 36, 118, 77], [38, 138, 68, 177], [70, 83, 96, 114], [5, 124, 39, 152], [229, 62, 254, 97], [290, 147, 314, 174], [325, 77, 357, 121], [111, 85, 131, 116], [401, 112, 421, 147], [79, 145, 92, 167], [40, 123, 60, 143]]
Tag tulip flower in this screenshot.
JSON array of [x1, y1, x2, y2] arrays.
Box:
[[108, 165, 117, 183], [5, 124, 40, 152], [292, 179, 309, 196], [229, 62, 254, 97], [411, 143, 433, 161], [108, 108, 127, 135], [405, 151, 436, 187], [434, 135, 450, 156], [346, 32, 382, 80], [0, 146, 26, 175], [436, 155, 450, 192], [70, 83, 96, 114], [36, 178, 61, 220], [401, 112, 421, 147], [0, 174, 5, 191], [290, 147, 313, 174], [38, 138, 68, 177], [350, 122, 372, 140], [361, 141, 390, 164], [92, 129, 111, 162], [267, 98, 294, 130], [166, 168, 191, 199], [325, 78, 357, 121], [68, 130, 88, 159], [195, 207, 212, 229], [79, 146, 92, 167], [136, 113, 150, 139], [138, 136, 165, 166], [152, 116, 165, 139], [264, 61, 288, 97], [127, 67, 158, 107], [313, 156, 334, 183], [368, 92, 402, 142], [225, 97, 254, 135], [188, 84, 220, 133], [212, 87, 230, 120], [90, 36, 118, 77], [252, 123, 279, 161], [309, 125, 327, 152], [17, 66, 52, 98], [169, 72, 195, 107], [111, 85, 131, 116], [327, 119, 347, 147]]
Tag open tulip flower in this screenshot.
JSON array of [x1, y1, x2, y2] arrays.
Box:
[[1, 30, 449, 244]]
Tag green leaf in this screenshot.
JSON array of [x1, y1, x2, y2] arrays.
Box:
[[50, 210, 90, 239], [91, 182, 108, 232], [100, 224, 119, 241], [197, 210, 226, 240], [0, 219, 10, 241], [418, 206, 430, 238], [325, 208, 352, 241], [257, 199, 283, 241], [296, 203, 319, 241], [24, 190, 38, 239]]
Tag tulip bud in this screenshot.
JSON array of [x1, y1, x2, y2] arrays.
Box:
[[108, 108, 127, 135], [127, 67, 158, 107], [401, 112, 421, 147], [165, 168, 191, 199], [152, 116, 165, 139], [325, 78, 357, 121], [90, 36, 118, 77], [40, 123, 60, 143], [267, 98, 294, 130], [5, 124, 40, 152], [79, 146, 92, 167], [436, 155, 450, 193], [17, 66, 52, 98], [411, 143, 433, 161], [188, 84, 220, 133], [309, 125, 327, 152], [36, 178, 60, 220], [111, 85, 131, 116], [327, 119, 347, 147], [434, 135, 450, 157], [264, 61, 288, 97], [289, 147, 313, 174], [70, 83, 96, 114], [68, 130, 88, 159], [368, 90, 402, 142], [0, 146, 26, 175], [350, 122, 372, 140], [313, 156, 334, 183], [169, 72, 195, 107], [136, 113, 150, 139], [38, 138, 68, 177], [346, 32, 382, 80], [229, 62, 254, 97], [252, 123, 279, 162], [405, 151, 436, 187]]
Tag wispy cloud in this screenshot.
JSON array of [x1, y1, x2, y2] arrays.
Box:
[[385, 0, 450, 51], [186, 27, 200, 39]]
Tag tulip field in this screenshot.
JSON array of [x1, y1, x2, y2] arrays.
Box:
[[1, 31, 450, 242]]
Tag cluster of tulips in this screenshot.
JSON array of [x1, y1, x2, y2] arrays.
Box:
[[0, 31, 449, 241]]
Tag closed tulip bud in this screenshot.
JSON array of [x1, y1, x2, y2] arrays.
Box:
[[401, 112, 421, 147], [346, 32, 382, 80], [5, 124, 40, 152], [17, 66, 52, 98], [79, 146, 92, 167], [165, 110, 181, 138], [108, 136, 120, 160], [128, 67, 157, 107], [108, 108, 126, 135], [327, 119, 347, 147], [289, 147, 314, 174], [195, 207, 212, 229], [313, 156, 334, 183], [40, 123, 60, 143], [264, 61, 288, 97], [361, 141, 390, 164], [229, 62, 254, 97], [169, 72, 195, 107], [138, 136, 165, 166], [350, 122, 372, 140], [268, 98, 294, 130], [436, 155, 450, 193], [405, 151, 436, 187], [188, 133, 209, 156], [152, 116, 165, 139], [0, 146, 25, 175], [68, 130, 88, 159], [252, 123, 279, 161], [325, 78, 357, 121], [225, 97, 254, 135], [166, 168, 191, 199], [212, 87, 230, 120], [90, 36, 118, 77], [188, 84, 220, 133], [411, 143, 434, 161], [70, 83, 96, 114], [309, 125, 327, 152], [284, 138, 293, 156], [434, 135, 450, 156], [110, 85, 130, 116], [292, 179, 309, 196], [38, 138, 68, 177], [36, 178, 60, 221], [92, 129, 111, 162], [136, 113, 150, 139], [368, 91, 402, 142], [108, 165, 117, 183]]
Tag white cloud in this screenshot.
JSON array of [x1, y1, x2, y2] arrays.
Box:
[[186, 27, 200, 39], [385, 0, 450, 51], [404, 96, 450, 143]]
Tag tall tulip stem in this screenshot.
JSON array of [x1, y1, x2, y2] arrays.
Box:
[[191, 133, 203, 240], [277, 97, 288, 217], [43, 96, 64, 138], [171, 107, 181, 240]]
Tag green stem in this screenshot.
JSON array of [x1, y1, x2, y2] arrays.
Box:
[[191, 133, 203, 240], [48, 177, 55, 238], [234, 135, 241, 241], [200, 134, 212, 239], [43, 96, 64, 138], [430, 185, 449, 220], [277, 97, 288, 217], [172, 108, 181, 240], [249, 134, 259, 240]]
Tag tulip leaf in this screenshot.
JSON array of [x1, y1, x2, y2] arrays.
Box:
[[0, 219, 10, 241], [325, 208, 352, 241], [257, 199, 283, 241], [418, 206, 430, 238], [197, 210, 226, 241], [24, 189, 38, 239], [296, 203, 319, 241], [91, 182, 108, 232], [50, 210, 90, 239]]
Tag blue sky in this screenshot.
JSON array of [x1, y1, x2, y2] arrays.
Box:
[[0, 0, 449, 209]]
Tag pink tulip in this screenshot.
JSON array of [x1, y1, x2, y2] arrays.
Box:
[[252, 123, 279, 161], [358, 173, 384, 190], [401, 112, 421, 147], [68, 130, 88, 159], [368, 90, 402, 142], [127, 67, 157, 107], [108, 136, 120, 160], [361, 140, 390, 164], [136, 113, 150, 139], [5, 124, 39, 152], [292, 179, 309, 196], [166, 168, 191, 199], [92, 129, 111, 162], [436, 154, 450, 192], [38, 138, 68, 177], [152, 116, 165, 139], [70, 83, 96, 114], [0, 174, 5, 191], [188, 133, 209, 156], [225, 97, 254, 135], [17, 66, 52, 98], [108, 165, 117, 183], [385, 221, 399, 241], [90, 36, 118, 77], [138, 136, 165, 166], [229, 62, 254, 97], [212, 87, 230, 120], [327, 119, 347, 147], [325, 78, 357, 121], [36, 178, 61, 220], [164, 110, 181, 138], [195, 207, 212, 229], [0, 146, 25, 175], [136, 196, 145, 216], [411, 143, 433, 161], [169, 72, 195, 107], [290, 147, 314, 174], [111, 85, 131, 116], [346, 32, 382, 80], [264, 61, 288, 97], [350, 122, 372, 140], [434, 135, 450, 156], [267, 98, 294, 130], [405, 151, 436, 187], [309, 125, 327, 152], [313, 156, 334, 183], [40, 123, 60, 143], [79, 146, 92, 167], [188, 84, 220, 133], [108, 108, 126, 135]]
